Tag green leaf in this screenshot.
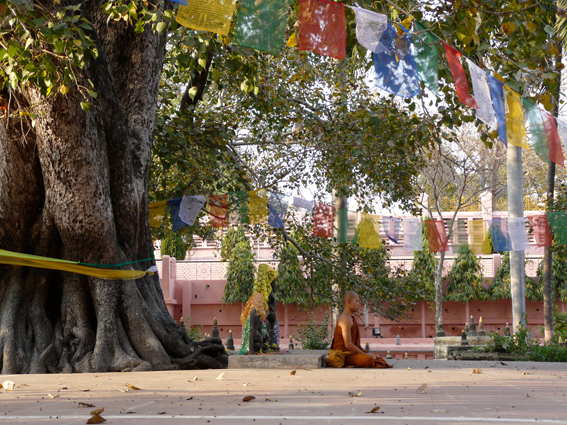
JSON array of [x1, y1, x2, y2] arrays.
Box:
[[156, 21, 167, 33], [188, 86, 199, 100], [80, 102, 90, 112]]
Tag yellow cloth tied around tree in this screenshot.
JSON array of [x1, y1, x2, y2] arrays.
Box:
[[254, 264, 278, 302], [240, 292, 268, 328]]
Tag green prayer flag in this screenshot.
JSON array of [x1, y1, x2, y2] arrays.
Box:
[[232, 0, 291, 56], [229, 191, 249, 224], [547, 212, 567, 245], [523, 99, 550, 164], [336, 209, 357, 243], [413, 21, 439, 96]]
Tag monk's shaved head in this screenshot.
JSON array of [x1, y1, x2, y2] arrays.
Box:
[[343, 291, 359, 305]]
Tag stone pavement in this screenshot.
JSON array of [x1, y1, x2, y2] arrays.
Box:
[[1, 359, 567, 424]]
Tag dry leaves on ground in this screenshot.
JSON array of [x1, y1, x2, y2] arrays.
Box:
[[216, 373, 229, 381], [185, 396, 193, 400], [471, 369, 482, 374], [120, 409, 136, 414], [86, 414, 106, 424], [243, 383, 249, 387], [432, 409, 448, 413], [78, 402, 95, 408], [365, 406, 380, 414], [242, 396, 256, 402], [90, 408, 104, 415], [157, 411, 166, 414], [47, 393, 59, 398], [126, 383, 141, 390], [265, 398, 277, 402], [348, 390, 361, 397], [416, 384, 428, 394], [2, 381, 15, 391], [407, 367, 412, 371], [290, 370, 296, 375], [522, 372, 530, 375], [188, 376, 201, 382]]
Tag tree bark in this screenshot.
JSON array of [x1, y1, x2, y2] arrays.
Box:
[[543, 163, 555, 342], [434, 250, 445, 331], [0, 1, 227, 373]]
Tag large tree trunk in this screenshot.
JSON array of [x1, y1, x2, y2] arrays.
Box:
[[0, 1, 227, 374]]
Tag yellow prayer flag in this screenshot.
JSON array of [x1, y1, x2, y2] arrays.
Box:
[[358, 213, 382, 249], [175, 0, 236, 36], [248, 189, 268, 225], [468, 219, 486, 255], [504, 86, 529, 149], [149, 201, 167, 228]]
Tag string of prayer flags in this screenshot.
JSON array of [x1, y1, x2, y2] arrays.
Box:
[[424, 219, 448, 253], [268, 192, 289, 229], [466, 59, 497, 129], [524, 99, 551, 163], [229, 191, 249, 224], [373, 23, 421, 98], [488, 75, 507, 146], [467, 219, 486, 255], [313, 202, 335, 237], [481, 228, 493, 254], [233, 0, 291, 56], [442, 42, 478, 109], [527, 215, 552, 248], [297, 0, 346, 60], [452, 219, 468, 254], [503, 86, 529, 149], [541, 111, 565, 167], [168, 0, 187, 4], [413, 21, 439, 96], [149, 201, 167, 228], [384, 216, 401, 244], [248, 189, 269, 225], [351, 7, 387, 53], [556, 118, 567, 156], [488, 218, 511, 252], [209, 195, 229, 227], [292, 196, 314, 211], [358, 213, 382, 249], [508, 217, 530, 251], [179, 195, 206, 227], [547, 212, 567, 245], [403, 218, 422, 251], [168, 198, 188, 232], [175, 0, 236, 36]]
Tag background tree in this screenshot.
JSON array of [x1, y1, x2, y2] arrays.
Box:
[[444, 244, 489, 302], [220, 226, 247, 262], [223, 240, 256, 304], [275, 243, 305, 305], [408, 225, 437, 303]]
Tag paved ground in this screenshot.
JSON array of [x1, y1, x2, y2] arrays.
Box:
[[1, 359, 567, 424]]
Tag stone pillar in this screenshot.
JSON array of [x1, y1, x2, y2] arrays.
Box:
[[182, 281, 193, 321]]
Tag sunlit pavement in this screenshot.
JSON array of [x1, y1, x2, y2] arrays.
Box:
[[1, 359, 566, 424]]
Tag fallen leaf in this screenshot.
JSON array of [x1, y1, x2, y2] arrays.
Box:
[[424, 366, 429, 369], [120, 409, 136, 414], [188, 376, 201, 382], [407, 367, 412, 371], [126, 383, 141, 390], [416, 384, 428, 394], [118, 388, 130, 392], [432, 409, 448, 413], [0, 383, 2, 389], [522, 372, 530, 375], [79, 402, 95, 408], [305, 388, 320, 394], [90, 408, 104, 415], [365, 406, 380, 413], [290, 370, 296, 375], [472, 368, 482, 374], [265, 398, 277, 402], [185, 396, 193, 400], [2, 381, 15, 391], [242, 396, 256, 402], [19, 384, 29, 387], [348, 390, 361, 397], [243, 383, 249, 387], [86, 414, 106, 424], [304, 368, 311, 371], [215, 373, 229, 381], [157, 411, 166, 414], [48, 393, 59, 398]]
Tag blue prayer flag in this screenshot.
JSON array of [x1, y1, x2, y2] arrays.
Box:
[[489, 218, 511, 252], [169, 0, 188, 5], [268, 193, 289, 229], [168, 197, 188, 232], [488, 76, 507, 147], [373, 24, 421, 98]]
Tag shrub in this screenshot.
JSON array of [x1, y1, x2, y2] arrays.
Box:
[[276, 243, 305, 305], [295, 313, 331, 350], [180, 316, 203, 342], [408, 225, 437, 302], [220, 226, 247, 261], [161, 232, 188, 260], [223, 240, 256, 303], [444, 244, 489, 302], [490, 252, 539, 300]]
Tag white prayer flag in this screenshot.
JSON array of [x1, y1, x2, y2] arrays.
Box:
[[507, 217, 530, 251], [466, 59, 497, 130], [556, 118, 567, 156], [403, 218, 423, 251], [179, 195, 206, 225], [351, 7, 388, 53], [292, 196, 314, 212]]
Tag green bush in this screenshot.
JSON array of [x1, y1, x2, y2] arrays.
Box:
[[444, 244, 489, 302], [295, 313, 331, 350], [223, 240, 256, 303], [161, 233, 188, 260], [490, 252, 540, 301], [276, 243, 305, 305], [221, 226, 247, 261], [180, 316, 203, 342], [408, 225, 437, 302]]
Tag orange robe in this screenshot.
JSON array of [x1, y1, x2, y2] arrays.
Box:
[[331, 316, 392, 368]]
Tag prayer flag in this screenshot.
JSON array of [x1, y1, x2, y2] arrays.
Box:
[[169, 0, 187, 5], [452, 219, 468, 253], [268, 192, 289, 229], [179, 195, 206, 226], [403, 218, 422, 251], [351, 7, 387, 53], [175, 0, 236, 36], [556, 119, 567, 156], [232, 0, 291, 56], [547, 211, 567, 245], [466, 59, 497, 129], [209, 194, 229, 228], [229, 191, 249, 224], [527, 215, 552, 248], [488, 75, 507, 146], [248, 189, 269, 225], [507, 217, 530, 251], [503, 86, 529, 149], [373, 23, 421, 98], [336, 209, 358, 243], [358, 213, 382, 249], [489, 218, 511, 252], [442, 42, 478, 109], [313, 202, 335, 237], [384, 216, 401, 244], [297, 0, 346, 60], [541, 111, 565, 167], [149, 201, 167, 228], [413, 21, 439, 96], [468, 219, 486, 255], [424, 219, 448, 253], [292, 196, 314, 211], [523, 99, 550, 163], [169, 197, 188, 232]]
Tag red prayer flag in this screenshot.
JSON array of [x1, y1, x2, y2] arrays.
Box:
[[424, 219, 448, 253], [541, 111, 565, 168], [527, 215, 552, 247], [209, 194, 229, 227], [297, 0, 346, 60], [313, 202, 335, 237], [442, 42, 479, 109]]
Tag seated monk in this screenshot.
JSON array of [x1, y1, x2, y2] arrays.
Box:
[[331, 291, 392, 368]]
